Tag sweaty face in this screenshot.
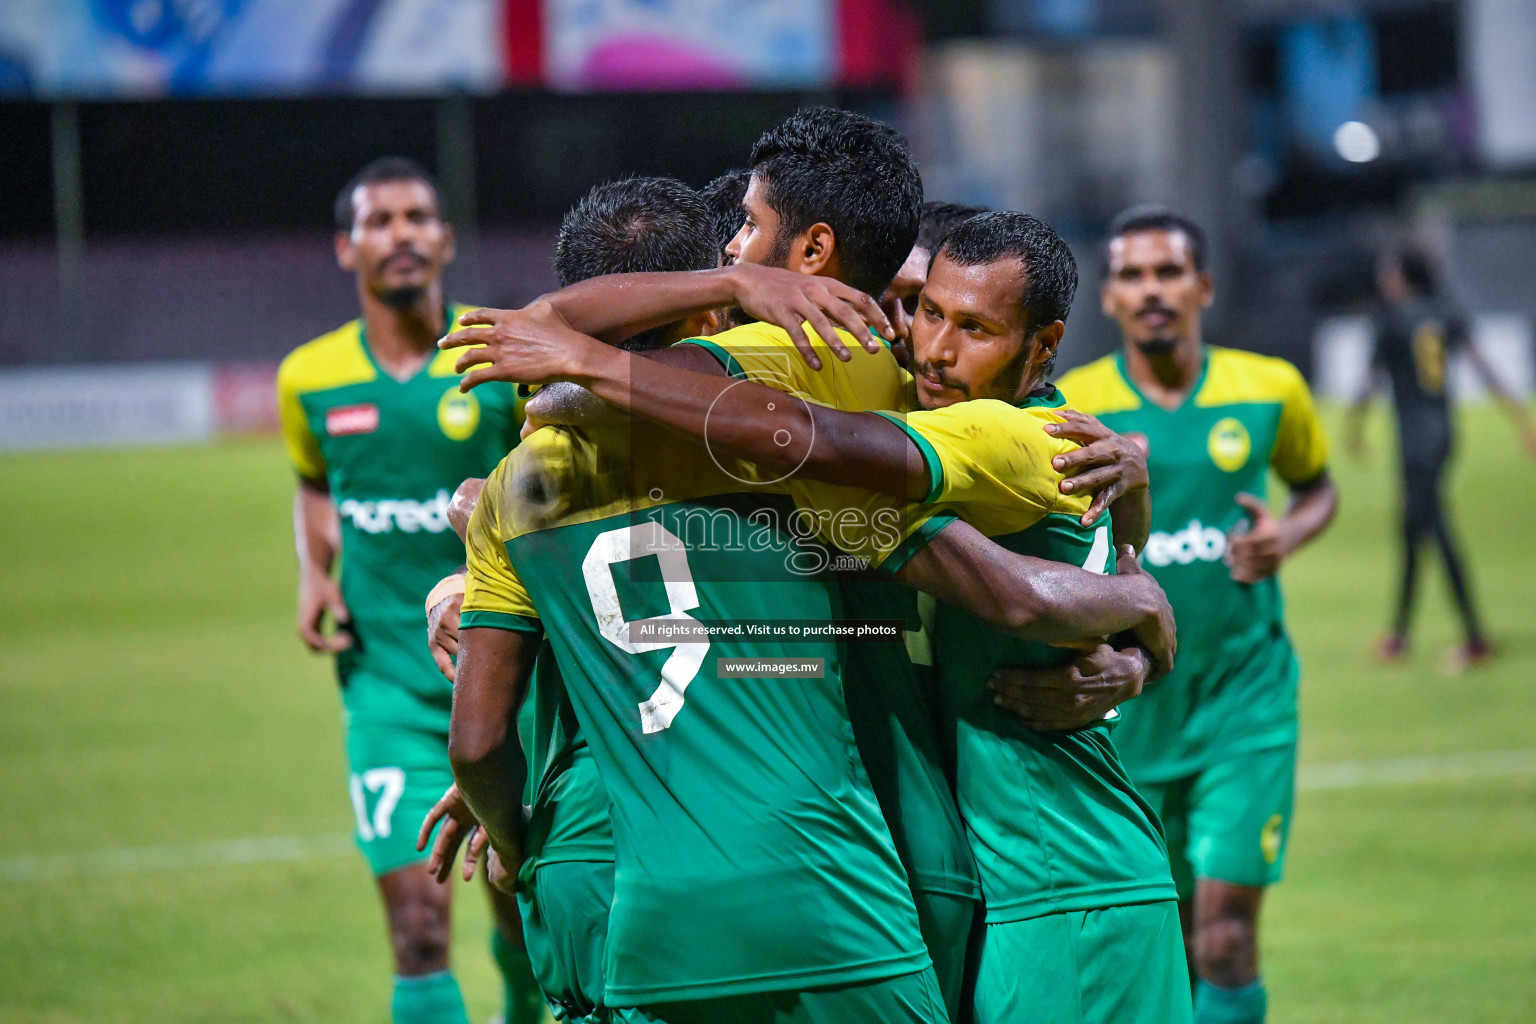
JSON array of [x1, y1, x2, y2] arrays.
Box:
[[879, 244, 929, 355], [909, 253, 1036, 410], [1100, 229, 1209, 356], [338, 180, 452, 308]]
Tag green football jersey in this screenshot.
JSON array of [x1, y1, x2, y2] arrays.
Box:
[[518, 640, 614, 878], [460, 418, 928, 1005], [880, 389, 1178, 923], [276, 306, 524, 731], [841, 580, 979, 901], [680, 321, 979, 908], [1057, 348, 1330, 781]]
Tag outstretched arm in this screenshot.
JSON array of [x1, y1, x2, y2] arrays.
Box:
[[1467, 345, 1536, 458], [447, 303, 933, 499], [443, 263, 891, 372], [449, 626, 539, 874]]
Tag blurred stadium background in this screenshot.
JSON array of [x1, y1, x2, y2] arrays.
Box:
[[0, 1, 1533, 1021]]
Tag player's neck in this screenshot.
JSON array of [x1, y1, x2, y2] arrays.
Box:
[[1123, 333, 1204, 410], [359, 284, 446, 381]]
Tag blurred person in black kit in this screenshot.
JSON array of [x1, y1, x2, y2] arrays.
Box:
[[1347, 247, 1536, 670]]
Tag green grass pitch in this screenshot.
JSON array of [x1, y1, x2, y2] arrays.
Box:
[[1, 405, 1532, 1023]]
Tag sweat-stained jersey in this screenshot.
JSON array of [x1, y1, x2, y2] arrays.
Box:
[[678, 323, 981, 903], [1057, 348, 1329, 781], [879, 388, 1177, 923], [459, 416, 929, 1005], [276, 305, 524, 731]]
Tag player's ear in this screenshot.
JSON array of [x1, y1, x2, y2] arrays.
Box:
[[1197, 270, 1214, 308], [1030, 321, 1066, 373], [791, 222, 837, 276], [689, 309, 722, 338], [441, 221, 457, 265], [335, 231, 357, 272]]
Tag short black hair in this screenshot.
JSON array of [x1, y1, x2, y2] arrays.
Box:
[[334, 156, 440, 232], [939, 211, 1079, 343], [554, 177, 718, 351], [749, 107, 923, 297], [700, 168, 751, 260], [1103, 204, 1207, 273], [917, 201, 989, 255]]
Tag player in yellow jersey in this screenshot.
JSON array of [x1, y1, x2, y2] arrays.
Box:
[[1056, 206, 1339, 1024], [275, 158, 539, 1024], [445, 211, 1192, 1024]]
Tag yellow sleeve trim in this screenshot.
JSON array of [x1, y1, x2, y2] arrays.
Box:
[[1194, 348, 1304, 407]]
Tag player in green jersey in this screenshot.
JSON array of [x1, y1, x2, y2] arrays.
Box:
[[1055, 206, 1339, 1024], [448, 212, 1191, 1024], [420, 175, 731, 1024], [448, 112, 1159, 1019], [275, 158, 540, 1024]]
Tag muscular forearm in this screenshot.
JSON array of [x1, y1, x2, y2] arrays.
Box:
[[902, 521, 1159, 645], [448, 627, 534, 857], [1280, 474, 1339, 558], [541, 268, 739, 345], [578, 343, 928, 499]]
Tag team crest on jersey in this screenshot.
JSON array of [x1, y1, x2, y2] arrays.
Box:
[[437, 388, 480, 441], [1207, 417, 1251, 472], [326, 403, 380, 437]]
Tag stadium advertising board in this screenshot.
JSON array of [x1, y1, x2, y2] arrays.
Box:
[[0, 0, 849, 97]]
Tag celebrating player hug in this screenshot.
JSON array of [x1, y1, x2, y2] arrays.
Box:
[[280, 108, 1338, 1024]]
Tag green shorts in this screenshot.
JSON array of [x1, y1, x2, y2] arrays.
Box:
[[973, 901, 1191, 1024], [611, 967, 947, 1024], [1137, 743, 1296, 900], [343, 721, 453, 877], [913, 888, 979, 1023], [518, 858, 615, 1022]]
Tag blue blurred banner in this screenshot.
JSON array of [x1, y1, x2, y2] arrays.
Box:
[[0, 0, 841, 97], [0, 0, 504, 96]]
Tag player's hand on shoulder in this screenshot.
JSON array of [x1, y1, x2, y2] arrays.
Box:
[[440, 301, 605, 392], [1227, 493, 1282, 584], [1116, 546, 1175, 679], [1047, 411, 1150, 527], [987, 643, 1150, 732], [296, 571, 351, 653], [418, 783, 488, 884], [724, 262, 891, 368]]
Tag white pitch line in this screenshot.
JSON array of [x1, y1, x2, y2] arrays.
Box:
[[2, 750, 1534, 883], [1297, 748, 1536, 792], [0, 832, 354, 882]]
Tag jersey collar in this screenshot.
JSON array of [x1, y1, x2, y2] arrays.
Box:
[[359, 301, 454, 384], [1113, 345, 1210, 413], [1013, 383, 1068, 410]]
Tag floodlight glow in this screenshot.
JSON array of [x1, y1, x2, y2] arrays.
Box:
[[1333, 121, 1380, 163]]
